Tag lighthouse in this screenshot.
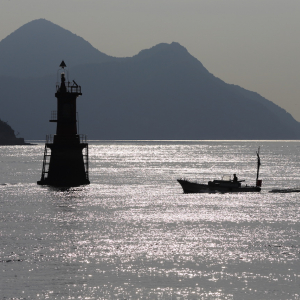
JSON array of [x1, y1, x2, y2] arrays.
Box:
[[37, 61, 90, 186]]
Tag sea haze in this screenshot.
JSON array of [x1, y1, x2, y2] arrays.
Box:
[[1, 141, 300, 299]]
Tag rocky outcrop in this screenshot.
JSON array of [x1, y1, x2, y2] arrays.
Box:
[[0, 120, 28, 145]]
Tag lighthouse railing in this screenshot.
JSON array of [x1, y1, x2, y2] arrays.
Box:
[[50, 111, 57, 122], [46, 134, 54, 144], [79, 134, 87, 144], [56, 83, 81, 94]]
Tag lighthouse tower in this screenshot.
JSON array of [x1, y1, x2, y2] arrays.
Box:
[[37, 61, 90, 186]]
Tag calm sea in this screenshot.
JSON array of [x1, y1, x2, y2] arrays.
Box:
[[1, 141, 300, 299]]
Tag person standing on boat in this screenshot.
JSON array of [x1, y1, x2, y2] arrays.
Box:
[[233, 174, 238, 182]]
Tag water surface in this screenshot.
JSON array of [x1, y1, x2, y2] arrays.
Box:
[[1, 141, 300, 299]]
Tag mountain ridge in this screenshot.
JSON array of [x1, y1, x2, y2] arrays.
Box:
[[0, 19, 299, 140], [0, 19, 118, 78]]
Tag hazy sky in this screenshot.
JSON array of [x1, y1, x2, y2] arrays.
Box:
[[1, 0, 300, 120]]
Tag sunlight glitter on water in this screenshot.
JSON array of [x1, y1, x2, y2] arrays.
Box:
[[1, 141, 300, 299]]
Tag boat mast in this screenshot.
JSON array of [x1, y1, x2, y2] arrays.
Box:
[[256, 147, 261, 182]]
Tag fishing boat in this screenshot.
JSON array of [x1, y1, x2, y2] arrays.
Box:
[[177, 148, 262, 193]]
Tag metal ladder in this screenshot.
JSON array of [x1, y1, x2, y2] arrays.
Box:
[[82, 144, 89, 180], [40, 144, 51, 181]]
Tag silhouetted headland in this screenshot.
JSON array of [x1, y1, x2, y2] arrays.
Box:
[[0, 119, 30, 145]]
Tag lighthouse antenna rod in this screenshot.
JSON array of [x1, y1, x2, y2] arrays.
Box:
[[256, 146, 261, 182]]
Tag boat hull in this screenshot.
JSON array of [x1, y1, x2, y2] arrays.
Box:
[[177, 179, 261, 193], [269, 188, 300, 193]]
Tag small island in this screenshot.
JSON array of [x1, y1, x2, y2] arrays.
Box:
[[0, 119, 30, 145]]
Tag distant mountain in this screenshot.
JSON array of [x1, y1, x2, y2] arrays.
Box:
[[0, 19, 118, 78], [69, 43, 300, 140], [0, 20, 300, 140], [0, 119, 28, 145]]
